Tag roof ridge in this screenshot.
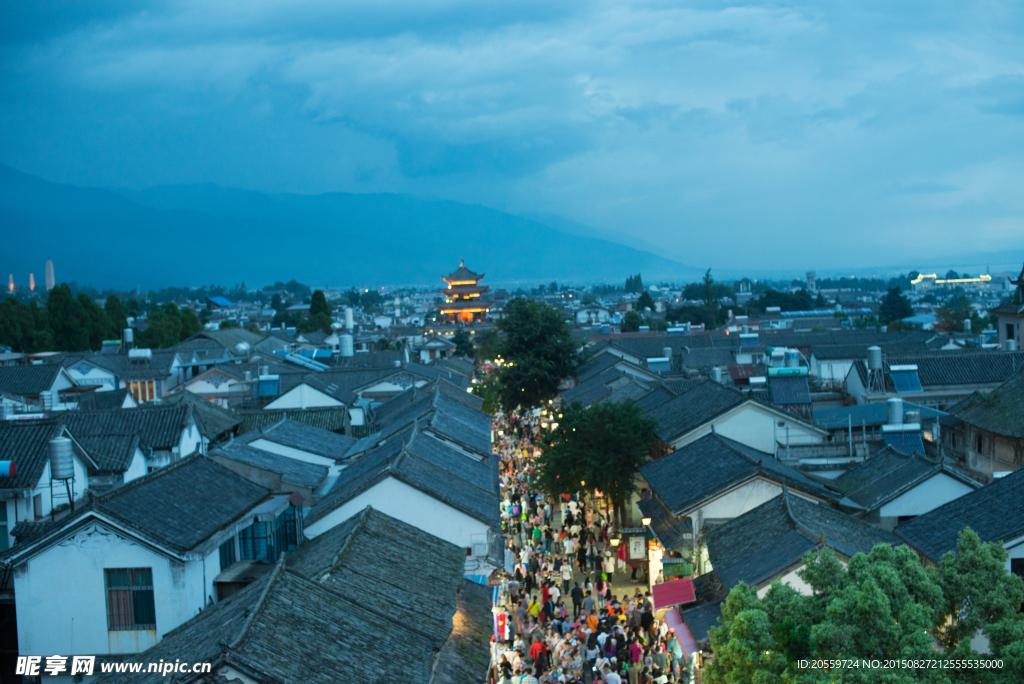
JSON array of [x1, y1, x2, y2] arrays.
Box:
[[781, 486, 825, 543], [95, 450, 204, 504], [323, 506, 373, 575], [227, 555, 287, 651]]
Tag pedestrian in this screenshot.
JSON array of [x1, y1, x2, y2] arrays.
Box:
[[571, 582, 584, 619], [561, 556, 574, 595]]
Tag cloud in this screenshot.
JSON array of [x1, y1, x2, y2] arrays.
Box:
[[1, 0, 1022, 271]]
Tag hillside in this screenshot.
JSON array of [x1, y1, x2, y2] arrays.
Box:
[[0, 164, 698, 290]]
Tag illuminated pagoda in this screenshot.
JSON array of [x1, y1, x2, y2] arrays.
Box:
[[438, 259, 493, 324]]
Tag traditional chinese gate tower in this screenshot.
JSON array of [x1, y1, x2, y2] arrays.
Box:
[[438, 259, 493, 324]]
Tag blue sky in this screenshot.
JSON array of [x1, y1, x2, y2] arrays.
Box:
[[1, 0, 1022, 272]]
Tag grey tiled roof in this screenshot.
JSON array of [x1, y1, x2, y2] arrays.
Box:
[[680, 599, 724, 643], [635, 386, 677, 412], [706, 492, 899, 589], [0, 419, 68, 489], [895, 467, 1024, 563], [834, 447, 978, 512], [301, 368, 397, 404], [637, 494, 691, 550], [851, 351, 1024, 392], [307, 425, 500, 527], [0, 363, 63, 396], [60, 405, 195, 451], [212, 442, 329, 489], [287, 506, 467, 645], [237, 419, 355, 462], [160, 390, 241, 440], [640, 433, 837, 514], [238, 407, 348, 433], [77, 433, 142, 472], [367, 384, 493, 455], [813, 401, 955, 430], [94, 455, 271, 553], [950, 369, 1024, 438], [62, 350, 182, 380], [91, 388, 134, 410], [431, 579, 495, 684], [643, 381, 747, 444]]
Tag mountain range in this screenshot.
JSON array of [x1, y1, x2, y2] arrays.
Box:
[[0, 164, 699, 291]]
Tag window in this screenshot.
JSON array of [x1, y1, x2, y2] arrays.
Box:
[[976, 433, 984, 453], [1008, 323, 1016, 344], [1012, 558, 1024, 579], [219, 538, 236, 570], [239, 522, 274, 562], [274, 505, 303, 553], [105, 568, 156, 630], [0, 504, 7, 551], [33, 494, 42, 520]]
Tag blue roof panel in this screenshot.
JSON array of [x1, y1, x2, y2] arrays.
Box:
[[892, 370, 923, 394]]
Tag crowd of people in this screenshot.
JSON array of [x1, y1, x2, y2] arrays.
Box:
[[491, 410, 689, 684]]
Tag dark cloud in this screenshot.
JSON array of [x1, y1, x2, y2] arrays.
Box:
[[1, 0, 1022, 270]]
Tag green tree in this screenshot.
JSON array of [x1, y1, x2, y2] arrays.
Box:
[[535, 399, 655, 529], [452, 329, 475, 357], [47, 284, 90, 351], [934, 528, 1024, 652], [309, 290, 331, 319], [104, 295, 128, 338], [495, 298, 579, 411], [77, 293, 112, 350], [705, 582, 787, 684], [474, 329, 501, 361], [625, 274, 644, 293], [270, 293, 285, 316], [703, 269, 719, 311], [936, 298, 985, 334], [361, 289, 384, 311], [636, 290, 655, 311], [879, 286, 914, 323], [621, 309, 643, 332], [179, 307, 203, 340], [142, 303, 184, 348], [124, 298, 143, 318]]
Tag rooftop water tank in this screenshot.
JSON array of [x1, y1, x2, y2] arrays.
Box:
[[1008, 339, 1018, 351], [340, 334, 354, 357], [0, 461, 15, 479], [49, 436, 75, 481], [344, 307, 354, 330], [663, 347, 672, 361], [785, 350, 800, 368], [234, 342, 250, 356], [123, 328, 134, 344], [867, 346, 883, 371], [712, 367, 723, 383], [887, 397, 904, 426]]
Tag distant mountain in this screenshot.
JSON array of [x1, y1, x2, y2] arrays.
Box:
[[0, 164, 698, 290]]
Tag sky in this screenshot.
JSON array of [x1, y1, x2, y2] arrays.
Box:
[[1, 0, 1023, 273]]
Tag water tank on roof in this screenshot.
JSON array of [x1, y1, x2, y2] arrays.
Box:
[[663, 347, 672, 361], [867, 346, 883, 371], [234, 342, 250, 356], [331, 322, 344, 331], [123, 328, 134, 345], [0, 461, 15, 479], [712, 367, 722, 383], [1008, 339, 1018, 351], [888, 397, 904, 426], [785, 350, 800, 368], [49, 436, 74, 480], [340, 334, 354, 357], [344, 307, 354, 330], [128, 348, 152, 362]]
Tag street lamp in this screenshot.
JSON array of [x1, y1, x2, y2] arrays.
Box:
[[610, 536, 620, 547], [642, 517, 652, 526]]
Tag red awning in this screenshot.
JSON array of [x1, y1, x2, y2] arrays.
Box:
[[663, 608, 699, 658], [651, 577, 696, 611]]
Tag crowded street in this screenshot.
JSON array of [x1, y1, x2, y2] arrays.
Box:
[[491, 409, 687, 684]]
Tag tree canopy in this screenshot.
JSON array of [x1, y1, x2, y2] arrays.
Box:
[[706, 529, 1024, 684], [621, 309, 643, 333], [495, 298, 579, 410], [625, 274, 645, 293], [534, 399, 656, 529], [452, 329, 475, 357], [879, 286, 914, 323]]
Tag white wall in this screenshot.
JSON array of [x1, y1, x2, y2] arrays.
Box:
[[756, 558, 848, 599], [304, 477, 489, 549], [698, 479, 784, 521], [14, 522, 208, 657], [66, 363, 117, 391], [178, 420, 202, 457], [265, 384, 342, 410], [673, 403, 825, 454], [123, 448, 149, 485], [247, 439, 339, 472], [879, 473, 975, 518]]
